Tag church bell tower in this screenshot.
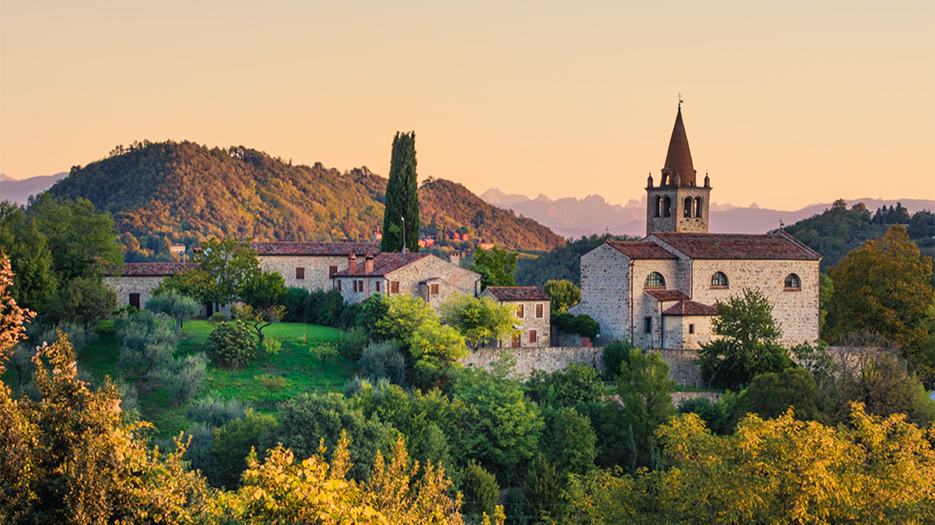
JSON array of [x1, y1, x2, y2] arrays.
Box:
[[646, 104, 711, 235]]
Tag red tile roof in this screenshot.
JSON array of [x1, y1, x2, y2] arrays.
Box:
[[251, 241, 380, 256], [110, 262, 200, 277], [607, 241, 678, 259], [651, 232, 821, 261], [645, 289, 690, 301], [332, 252, 432, 277], [663, 300, 718, 316], [662, 106, 696, 186], [485, 286, 550, 302]]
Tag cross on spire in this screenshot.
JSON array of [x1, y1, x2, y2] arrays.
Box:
[[678, 92, 683, 108]]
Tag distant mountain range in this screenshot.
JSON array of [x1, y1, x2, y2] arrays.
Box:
[[479, 188, 935, 237], [0, 172, 69, 205]]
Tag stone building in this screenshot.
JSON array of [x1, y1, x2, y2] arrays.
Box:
[[570, 105, 822, 350], [331, 252, 481, 309], [252, 241, 380, 292], [104, 262, 198, 310], [480, 286, 550, 348]]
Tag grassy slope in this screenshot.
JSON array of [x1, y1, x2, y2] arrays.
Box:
[[38, 320, 361, 439]]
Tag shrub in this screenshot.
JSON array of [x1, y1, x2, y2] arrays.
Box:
[[116, 311, 179, 381], [545, 407, 598, 476], [37, 322, 98, 355], [602, 339, 636, 380], [208, 313, 229, 325], [280, 287, 310, 323], [114, 377, 140, 414], [359, 341, 407, 385], [732, 367, 825, 426], [525, 363, 604, 407], [211, 410, 277, 490], [188, 395, 252, 428], [309, 342, 339, 364], [339, 327, 369, 360], [306, 289, 345, 326], [338, 301, 363, 329], [151, 353, 208, 405], [524, 455, 564, 520], [254, 373, 287, 392], [146, 291, 202, 334], [182, 422, 220, 486], [261, 338, 281, 367], [553, 312, 600, 341], [461, 460, 500, 518], [677, 392, 736, 436], [342, 375, 375, 398], [209, 320, 257, 370]]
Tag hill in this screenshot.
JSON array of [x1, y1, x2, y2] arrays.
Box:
[[420, 179, 565, 251], [45, 140, 564, 257]]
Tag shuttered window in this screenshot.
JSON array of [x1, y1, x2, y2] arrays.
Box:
[[516, 304, 525, 318], [529, 330, 537, 343], [329, 266, 338, 276], [296, 267, 305, 280], [535, 304, 543, 318], [390, 281, 400, 294]]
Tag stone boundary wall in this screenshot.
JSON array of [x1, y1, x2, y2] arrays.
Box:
[[459, 346, 706, 386]]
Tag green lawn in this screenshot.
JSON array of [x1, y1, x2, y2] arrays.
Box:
[[18, 320, 361, 439]]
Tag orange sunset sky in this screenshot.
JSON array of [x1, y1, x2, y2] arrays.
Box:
[[1, 1, 933, 211]]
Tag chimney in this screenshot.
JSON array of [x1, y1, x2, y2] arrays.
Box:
[[347, 254, 357, 273], [364, 254, 374, 274], [449, 251, 460, 267]]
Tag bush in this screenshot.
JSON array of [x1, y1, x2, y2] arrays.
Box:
[[525, 363, 604, 407], [145, 291, 202, 334], [151, 353, 208, 405], [211, 409, 277, 490], [116, 311, 179, 381], [461, 461, 500, 518], [337, 301, 363, 329], [254, 373, 287, 391], [115, 377, 140, 414], [188, 395, 252, 428], [208, 313, 229, 325], [38, 322, 98, 355], [544, 407, 598, 476], [182, 422, 220, 486], [340, 327, 369, 360], [677, 392, 736, 436], [281, 287, 310, 323], [553, 312, 600, 340], [732, 367, 825, 426], [502, 488, 528, 525], [46, 276, 117, 330], [306, 289, 345, 326], [602, 339, 636, 380], [342, 375, 375, 398], [524, 455, 564, 521], [359, 341, 407, 385], [209, 320, 257, 370]]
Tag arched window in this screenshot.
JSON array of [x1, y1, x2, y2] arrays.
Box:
[[663, 196, 671, 217], [784, 273, 801, 290], [653, 196, 661, 218], [645, 272, 666, 288], [710, 271, 729, 288], [695, 197, 703, 218], [684, 197, 693, 218]]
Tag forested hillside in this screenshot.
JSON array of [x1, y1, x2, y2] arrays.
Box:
[[46, 140, 564, 259], [419, 178, 565, 251], [783, 200, 934, 271]]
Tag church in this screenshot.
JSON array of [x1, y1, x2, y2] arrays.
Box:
[[569, 106, 821, 350]]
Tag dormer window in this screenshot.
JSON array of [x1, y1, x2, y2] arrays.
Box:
[[645, 272, 666, 288]]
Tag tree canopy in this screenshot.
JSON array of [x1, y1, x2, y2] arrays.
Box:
[[471, 246, 518, 289]]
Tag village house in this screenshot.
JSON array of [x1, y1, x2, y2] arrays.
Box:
[[570, 106, 821, 350], [480, 286, 550, 348], [252, 241, 380, 292], [104, 262, 198, 310], [331, 251, 480, 310]]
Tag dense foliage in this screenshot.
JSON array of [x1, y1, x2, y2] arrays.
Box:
[[471, 246, 518, 289]]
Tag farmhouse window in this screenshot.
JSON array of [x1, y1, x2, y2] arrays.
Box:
[[529, 330, 537, 344], [535, 303, 543, 318], [352, 281, 358, 292], [329, 265, 338, 276], [689, 324, 695, 334], [516, 304, 525, 318], [375, 282, 381, 292], [390, 281, 400, 294], [358, 280, 364, 292], [296, 267, 305, 280], [645, 272, 666, 288], [129, 293, 140, 309], [430, 284, 439, 295], [644, 317, 652, 333], [338, 280, 342, 292]]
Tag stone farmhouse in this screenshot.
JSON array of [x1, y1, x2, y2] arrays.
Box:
[[570, 105, 822, 350], [104, 262, 198, 311], [480, 286, 550, 348], [332, 252, 481, 310]]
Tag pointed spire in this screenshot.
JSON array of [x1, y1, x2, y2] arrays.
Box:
[[662, 106, 696, 186]]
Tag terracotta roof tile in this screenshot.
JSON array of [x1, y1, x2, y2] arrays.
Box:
[[645, 289, 690, 301], [651, 232, 821, 261], [332, 252, 432, 277], [110, 262, 200, 277], [663, 300, 718, 316], [607, 241, 678, 259], [251, 241, 380, 256], [662, 106, 696, 186], [485, 286, 550, 302]]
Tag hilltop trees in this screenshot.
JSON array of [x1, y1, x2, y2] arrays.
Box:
[[382, 131, 420, 253]]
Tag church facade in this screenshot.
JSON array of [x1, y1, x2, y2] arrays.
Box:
[[570, 106, 821, 350]]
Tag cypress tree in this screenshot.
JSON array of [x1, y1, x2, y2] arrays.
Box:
[[381, 132, 420, 253]]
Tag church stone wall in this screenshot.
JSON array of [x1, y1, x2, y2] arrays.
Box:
[[570, 245, 632, 341], [689, 259, 820, 346], [663, 315, 715, 350]]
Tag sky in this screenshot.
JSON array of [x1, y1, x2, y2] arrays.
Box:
[[1, 1, 933, 211]]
